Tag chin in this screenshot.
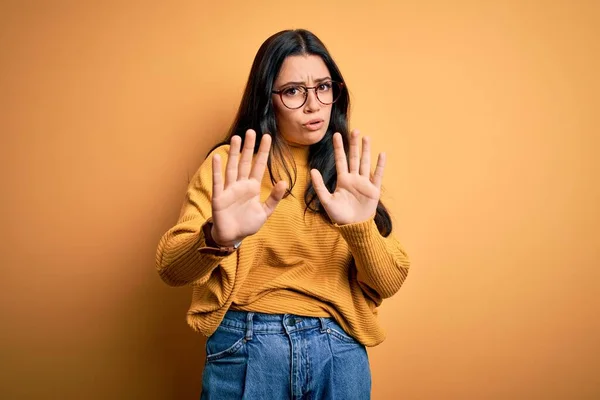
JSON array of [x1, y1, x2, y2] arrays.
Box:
[[289, 130, 328, 146]]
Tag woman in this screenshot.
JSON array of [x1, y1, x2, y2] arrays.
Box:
[[156, 29, 410, 399]]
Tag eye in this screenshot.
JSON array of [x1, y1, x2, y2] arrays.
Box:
[[282, 86, 303, 97], [317, 82, 333, 92]]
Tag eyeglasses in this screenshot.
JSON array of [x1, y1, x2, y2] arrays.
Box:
[[272, 81, 345, 109]]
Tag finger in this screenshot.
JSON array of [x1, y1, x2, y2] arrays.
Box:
[[359, 136, 371, 177], [250, 133, 272, 181], [310, 168, 332, 205], [333, 132, 348, 175], [225, 135, 242, 189], [212, 153, 223, 199], [348, 129, 360, 173], [263, 180, 288, 217], [238, 129, 256, 180], [372, 152, 386, 189]]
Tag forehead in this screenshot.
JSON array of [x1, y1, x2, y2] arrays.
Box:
[[275, 54, 330, 84]]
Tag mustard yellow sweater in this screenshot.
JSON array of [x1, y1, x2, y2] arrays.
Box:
[[156, 144, 410, 346]]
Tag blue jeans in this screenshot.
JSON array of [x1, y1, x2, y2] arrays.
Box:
[[200, 310, 371, 400]]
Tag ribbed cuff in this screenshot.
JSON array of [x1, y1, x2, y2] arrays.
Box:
[[157, 230, 224, 286], [333, 218, 380, 248]]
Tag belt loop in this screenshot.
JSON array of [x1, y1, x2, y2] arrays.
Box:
[[319, 317, 328, 333], [245, 312, 254, 341]]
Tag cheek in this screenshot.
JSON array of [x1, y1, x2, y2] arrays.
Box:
[[274, 102, 291, 125], [275, 108, 301, 128], [323, 107, 333, 125]]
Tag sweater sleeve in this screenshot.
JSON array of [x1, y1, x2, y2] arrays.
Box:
[[335, 219, 410, 299], [155, 145, 233, 287]]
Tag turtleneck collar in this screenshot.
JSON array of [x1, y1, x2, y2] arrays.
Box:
[[286, 144, 310, 167]]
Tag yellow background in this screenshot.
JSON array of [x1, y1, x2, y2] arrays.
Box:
[[1, 1, 598, 399]]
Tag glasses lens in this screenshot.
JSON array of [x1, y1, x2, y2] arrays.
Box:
[[278, 82, 344, 109], [316, 81, 342, 105], [280, 86, 308, 109]]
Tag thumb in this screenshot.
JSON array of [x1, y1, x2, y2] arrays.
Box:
[[263, 180, 288, 217], [310, 169, 332, 205]]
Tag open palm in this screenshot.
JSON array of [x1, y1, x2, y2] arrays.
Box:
[[211, 130, 287, 246], [310, 130, 385, 225]]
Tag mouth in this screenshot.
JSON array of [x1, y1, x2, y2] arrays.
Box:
[[303, 119, 325, 131]]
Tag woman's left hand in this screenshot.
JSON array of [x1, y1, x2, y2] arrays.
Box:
[[310, 130, 386, 225]]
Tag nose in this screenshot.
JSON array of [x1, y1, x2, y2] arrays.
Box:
[[303, 89, 321, 113]]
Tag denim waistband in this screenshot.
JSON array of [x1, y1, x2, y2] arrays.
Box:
[[221, 310, 335, 339]]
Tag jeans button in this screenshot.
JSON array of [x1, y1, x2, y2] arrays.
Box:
[[286, 318, 296, 326]]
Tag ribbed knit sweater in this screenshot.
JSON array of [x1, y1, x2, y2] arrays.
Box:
[[156, 144, 410, 346]]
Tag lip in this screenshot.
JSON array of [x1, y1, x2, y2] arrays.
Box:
[[303, 119, 325, 131]]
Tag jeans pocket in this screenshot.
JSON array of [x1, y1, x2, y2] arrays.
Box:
[[326, 321, 361, 344], [205, 326, 247, 363]]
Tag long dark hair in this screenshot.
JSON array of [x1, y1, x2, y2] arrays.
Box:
[[208, 29, 392, 236]]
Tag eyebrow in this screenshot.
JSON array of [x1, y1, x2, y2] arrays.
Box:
[[278, 76, 332, 87]]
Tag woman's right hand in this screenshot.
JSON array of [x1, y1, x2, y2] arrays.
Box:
[[210, 129, 288, 247]]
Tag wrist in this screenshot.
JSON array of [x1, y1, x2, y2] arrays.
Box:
[[199, 218, 242, 256], [210, 224, 242, 248]]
